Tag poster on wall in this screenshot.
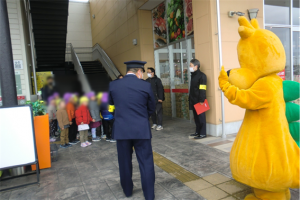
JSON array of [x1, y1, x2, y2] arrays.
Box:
[[184, 0, 193, 36], [153, 2, 167, 48], [167, 0, 185, 43]]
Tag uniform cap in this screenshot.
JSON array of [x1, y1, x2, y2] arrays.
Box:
[[124, 60, 146, 72]]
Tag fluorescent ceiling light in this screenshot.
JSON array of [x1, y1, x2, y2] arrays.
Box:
[[69, 0, 89, 2]]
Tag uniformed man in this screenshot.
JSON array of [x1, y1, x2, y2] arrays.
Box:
[[108, 60, 156, 200], [189, 59, 207, 139]]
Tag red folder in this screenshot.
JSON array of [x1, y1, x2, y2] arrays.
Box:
[[194, 99, 210, 115]]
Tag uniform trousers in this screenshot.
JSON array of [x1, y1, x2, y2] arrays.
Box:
[[192, 108, 206, 136], [117, 139, 155, 200]]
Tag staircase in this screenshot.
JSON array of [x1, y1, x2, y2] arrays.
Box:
[[80, 61, 111, 92], [30, 0, 69, 69], [80, 61, 106, 74]]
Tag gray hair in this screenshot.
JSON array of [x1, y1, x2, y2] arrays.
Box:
[[127, 68, 142, 74]]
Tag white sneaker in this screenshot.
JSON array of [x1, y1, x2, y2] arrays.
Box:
[[101, 134, 106, 139], [151, 124, 157, 129], [156, 126, 163, 131], [92, 137, 101, 142], [110, 139, 116, 143]]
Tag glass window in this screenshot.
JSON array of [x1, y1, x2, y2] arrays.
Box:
[[293, 0, 300, 25], [265, 0, 290, 25], [266, 27, 291, 80], [293, 31, 300, 82]]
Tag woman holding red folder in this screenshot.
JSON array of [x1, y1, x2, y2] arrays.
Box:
[[189, 59, 207, 139]]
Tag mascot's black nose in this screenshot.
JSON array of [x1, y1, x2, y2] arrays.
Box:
[[227, 70, 231, 77]]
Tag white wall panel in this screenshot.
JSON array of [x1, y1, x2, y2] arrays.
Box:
[[66, 2, 92, 48]]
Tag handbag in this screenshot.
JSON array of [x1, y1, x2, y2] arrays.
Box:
[[78, 124, 89, 131]]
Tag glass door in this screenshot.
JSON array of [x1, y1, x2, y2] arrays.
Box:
[[155, 47, 172, 117]]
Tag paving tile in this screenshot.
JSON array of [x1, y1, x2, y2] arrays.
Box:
[[48, 186, 86, 199], [291, 189, 300, 200], [217, 180, 249, 195], [208, 140, 233, 147], [221, 196, 237, 200], [197, 186, 229, 200], [233, 188, 252, 200], [203, 173, 231, 185], [185, 179, 213, 191], [154, 184, 176, 199], [0, 191, 11, 200]]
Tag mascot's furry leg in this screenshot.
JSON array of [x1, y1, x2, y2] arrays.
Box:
[[245, 188, 291, 200]]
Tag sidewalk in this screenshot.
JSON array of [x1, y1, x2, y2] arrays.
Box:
[[0, 117, 299, 200]]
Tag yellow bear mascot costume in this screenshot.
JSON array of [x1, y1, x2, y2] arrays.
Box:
[[218, 16, 299, 200]]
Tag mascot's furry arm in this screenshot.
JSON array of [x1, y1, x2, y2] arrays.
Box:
[[283, 80, 300, 146], [219, 67, 272, 110]]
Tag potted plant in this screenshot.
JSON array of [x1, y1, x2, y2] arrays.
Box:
[[26, 100, 51, 170]]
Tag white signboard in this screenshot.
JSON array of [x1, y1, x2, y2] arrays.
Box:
[[0, 106, 37, 169], [14, 60, 23, 70]]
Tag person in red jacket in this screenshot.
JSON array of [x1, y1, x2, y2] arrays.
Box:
[[75, 96, 94, 147]]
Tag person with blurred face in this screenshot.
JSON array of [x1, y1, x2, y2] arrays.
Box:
[[146, 67, 164, 131], [47, 96, 57, 138], [100, 92, 116, 143], [66, 94, 80, 144], [41, 76, 55, 103], [87, 92, 101, 142], [189, 59, 207, 139], [75, 96, 94, 147], [57, 100, 72, 148]]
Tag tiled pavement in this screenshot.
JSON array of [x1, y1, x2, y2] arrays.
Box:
[[189, 134, 237, 153], [0, 117, 299, 200]]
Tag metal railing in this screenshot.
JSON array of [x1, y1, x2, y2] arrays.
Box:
[[66, 43, 91, 92], [92, 43, 120, 80], [66, 44, 120, 80]]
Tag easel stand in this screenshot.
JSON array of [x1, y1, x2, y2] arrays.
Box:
[[0, 105, 40, 192], [0, 162, 40, 192]]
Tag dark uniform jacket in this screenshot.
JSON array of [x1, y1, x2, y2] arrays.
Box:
[[146, 75, 164, 101], [109, 74, 156, 140], [189, 70, 207, 110]]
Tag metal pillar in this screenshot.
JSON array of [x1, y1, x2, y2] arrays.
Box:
[[290, 0, 293, 81], [216, 0, 226, 138], [0, 0, 18, 106]]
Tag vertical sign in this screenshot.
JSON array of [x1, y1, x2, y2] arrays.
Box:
[[153, 2, 167, 48], [184, 0, 193, 37], [167, 0, 184, 43]]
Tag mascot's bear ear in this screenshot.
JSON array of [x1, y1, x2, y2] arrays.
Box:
[[251, 18, 260, 29], [238, 16, 255, 39]]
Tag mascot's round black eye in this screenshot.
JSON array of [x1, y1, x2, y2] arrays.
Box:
[[227, 70, 231, 77]]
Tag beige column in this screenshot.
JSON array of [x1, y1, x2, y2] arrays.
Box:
[[193, 0, 263, 136]]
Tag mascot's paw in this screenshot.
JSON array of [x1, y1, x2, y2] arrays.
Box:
[[218, 66, 230, 91], [244, 193, 260, 200]]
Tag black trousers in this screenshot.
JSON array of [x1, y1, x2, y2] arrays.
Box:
[[117, 139, 155, 200], [50, 119, 57, 137], [103, 119, 114, 139], [150, 102, 163, 126], [68, 118, 77, 142], [192, 108, 206, 136]]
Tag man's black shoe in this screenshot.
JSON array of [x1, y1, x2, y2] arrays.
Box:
[[190, 133, 199, 137], [194, 135, 206, 139]]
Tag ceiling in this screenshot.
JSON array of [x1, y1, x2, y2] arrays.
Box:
[[139, 0, 164, 10]]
